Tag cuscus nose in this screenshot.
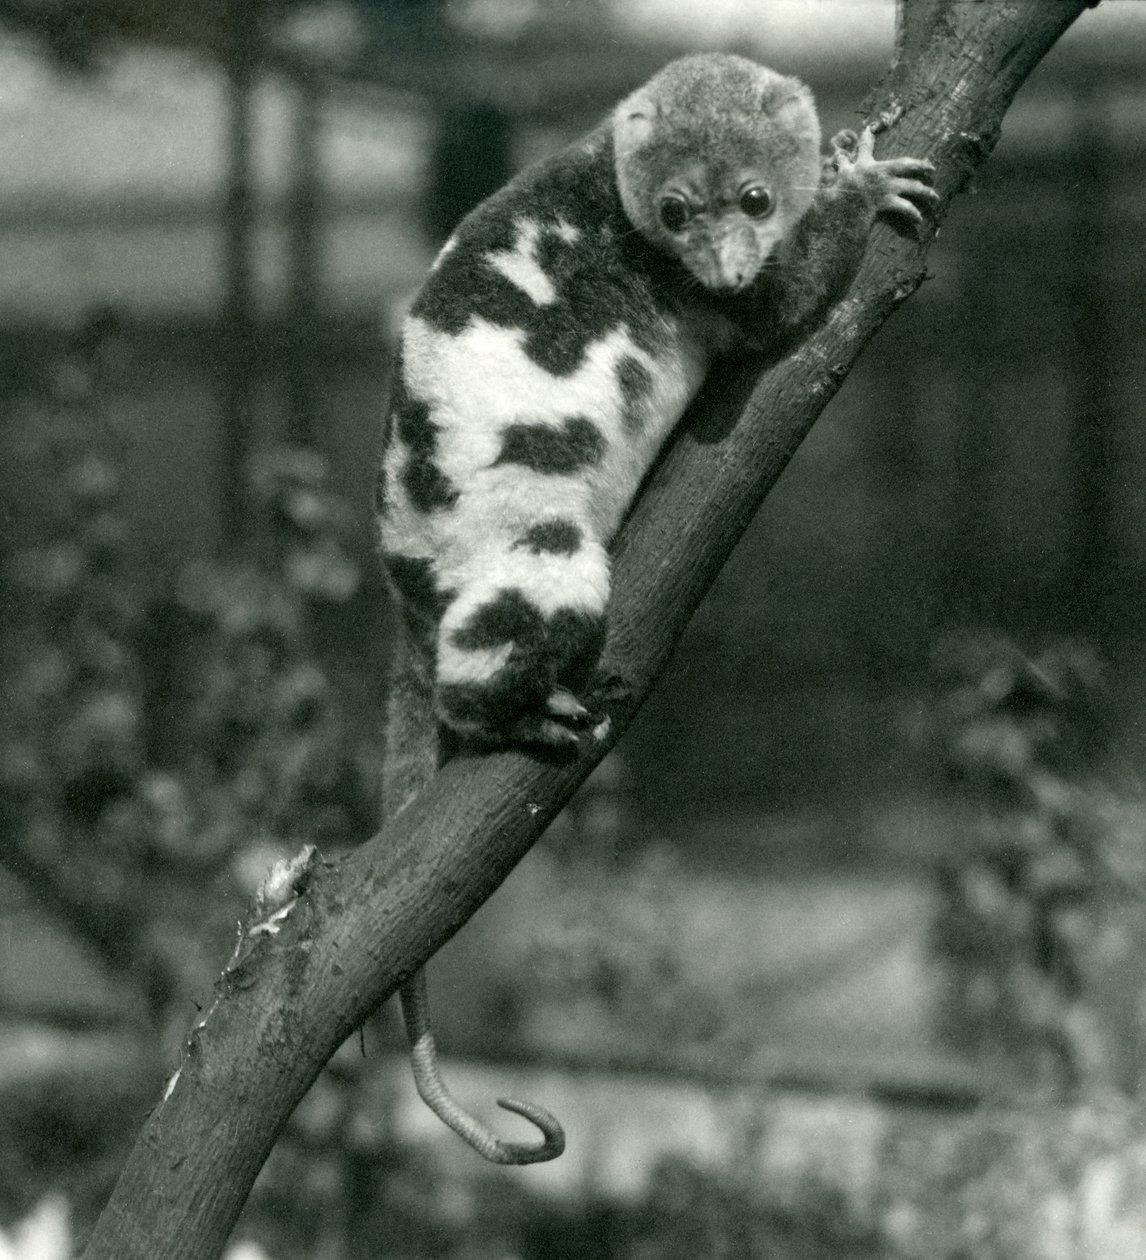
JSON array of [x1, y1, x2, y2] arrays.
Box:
[[709, 229, 760, 291]]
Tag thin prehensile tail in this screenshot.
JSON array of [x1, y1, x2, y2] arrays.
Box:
[[383, 630, 566, 1164], [399, 970, 565, 1164]]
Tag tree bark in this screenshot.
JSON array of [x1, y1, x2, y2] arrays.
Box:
[[82, 3, 1092, 1257]]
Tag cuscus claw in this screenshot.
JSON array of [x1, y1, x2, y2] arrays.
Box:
[[509, 714, 584, 752], [545, 688, 594, 724]]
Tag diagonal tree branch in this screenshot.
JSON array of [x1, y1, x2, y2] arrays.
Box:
[[82, 3, 1092, 1257]]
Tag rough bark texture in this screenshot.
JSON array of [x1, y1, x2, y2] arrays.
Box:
[[82, 3, 1092, 1257]]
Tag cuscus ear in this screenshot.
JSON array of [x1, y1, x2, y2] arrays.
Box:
[[613, 90, 658, 161], [757, 71, 820, 150], [760, 72, 816, 122], [756, 69, 821, 216], [757, 71, 812, 115]]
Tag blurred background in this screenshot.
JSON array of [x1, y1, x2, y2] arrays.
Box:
[[4, 1, 1146, 1257]]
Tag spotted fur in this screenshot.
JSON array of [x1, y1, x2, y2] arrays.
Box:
[[380, 53, 937, 753], [380, 139, 707, 745], [378, 52, 937, 1169]]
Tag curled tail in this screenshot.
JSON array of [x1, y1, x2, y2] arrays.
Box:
[[383, 628, 566, 1164], [400, 969, 565, 1163]]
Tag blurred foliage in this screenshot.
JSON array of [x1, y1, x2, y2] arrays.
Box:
[[249, 1102, 858, 1260], [492, 757, 728, 1058], [0, 0, 614, 77], [0, 347, 382, 1223], [0, 391, 380, 976], [5, 393, 374, 801], [879, 1098, 1146, 1260], [924, 629, 1146, 1096]]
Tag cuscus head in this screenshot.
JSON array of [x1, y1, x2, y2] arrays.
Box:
[[613, 53, 822, 292]]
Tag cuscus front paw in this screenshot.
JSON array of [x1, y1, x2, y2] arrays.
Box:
[[836, 125, 939, 226], [828, 128, 861, 163]]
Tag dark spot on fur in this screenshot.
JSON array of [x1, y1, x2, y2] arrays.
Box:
[[410, 131, 678, 378], [448, 588, 604, 683], [522, 309, 601, 376], [514, 520, 583, 555], [403, 456, 458, 514], [617, 355, 653, 431], [416, 264, 536, 338], [535, 225, 578, 274], [413, 212, 541, 339], [394, 390, 430, 450], [547, 607, 607, 683], [389, 372, 458, 512], [494, 415, 605, 475], [451, 588, 540, 651], [383, 552, 451, 660], [384, 553, 439, 616], [439, 592, 605, 739]]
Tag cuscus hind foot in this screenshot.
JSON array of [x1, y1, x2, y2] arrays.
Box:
[[584, 671, 631, 710], [509, 682, 626, 754], [553, 673, 634, 737], [506, 688, 590, 754], [546, 688, 595, 725]]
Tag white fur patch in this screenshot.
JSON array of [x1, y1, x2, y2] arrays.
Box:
[[400, 314, 704, 542], [437, 639, 514, 687], [378, 451, 434, 559], [554, 220, 581, 245], [486, 219, 557, 306], [442, 537, 610, 624], [431, 234, 458, 270], [386, 307, 710, 663], [433, 541, 608, 689]]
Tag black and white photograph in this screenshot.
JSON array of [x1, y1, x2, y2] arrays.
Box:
[[2, 1, 1146, 1257]]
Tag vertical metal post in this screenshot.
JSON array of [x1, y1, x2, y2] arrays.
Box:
[[286, 71, 322, 450], [221, 0, 260, 548]]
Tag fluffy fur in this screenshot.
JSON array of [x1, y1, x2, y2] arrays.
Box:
[[380, 54, 935, 754], [613, 54, 823, 290], [378, 53, 937, 1163]]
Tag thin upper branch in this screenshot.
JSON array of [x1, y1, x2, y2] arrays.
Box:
[[82, 4, 1093, 1258]]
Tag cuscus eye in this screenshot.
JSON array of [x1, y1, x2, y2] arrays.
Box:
[[739, 185, 774, 218], [658, 195, 692, 233]]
